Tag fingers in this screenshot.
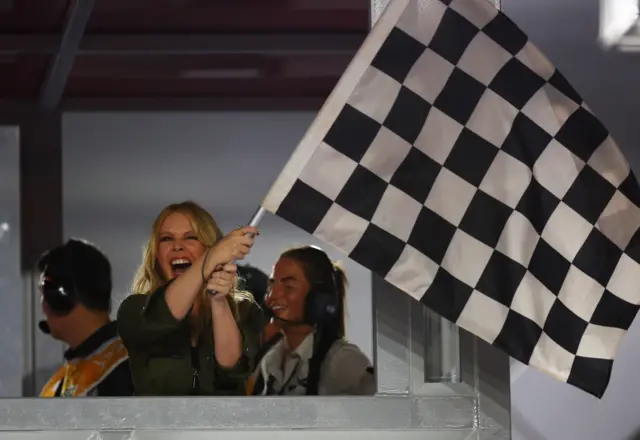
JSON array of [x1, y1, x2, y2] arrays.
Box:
[[225, 230, 256, 259], [233, 244, 250, 258], [229, 225, 259, 237], [235, 235, 255, 246], [207, 271, 234, 293], [219, 263, 237, 273], [211, 270, 234, 282], [209, 226, 259, 267]]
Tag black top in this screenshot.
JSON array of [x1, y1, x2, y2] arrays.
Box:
[[55, 321, 134, 397]]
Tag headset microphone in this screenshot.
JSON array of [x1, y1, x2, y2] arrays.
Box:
[[271, 316, 307, 326], [269, 293, 338, 327]]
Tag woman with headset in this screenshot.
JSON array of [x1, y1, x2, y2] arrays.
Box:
[[247, 245, 375, 396]]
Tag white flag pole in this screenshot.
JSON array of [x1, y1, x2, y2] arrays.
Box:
[[247, 206, 267, 229]]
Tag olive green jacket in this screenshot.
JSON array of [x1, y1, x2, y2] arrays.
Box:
[[117, 284, 264, 396]]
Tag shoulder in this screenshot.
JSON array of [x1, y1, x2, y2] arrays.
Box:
[[322, 339, 375, 395], [117, 293, 148, 319], [326, 340, 372, 368], [323, 340, 373, 381], [118, 281, 172, 319], [119, 293, 148, 309], [96, 359, 134, 396], [116, 293, 149, 342]]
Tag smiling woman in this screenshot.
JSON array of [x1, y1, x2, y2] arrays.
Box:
[[248, 245, 375, 396], [117, 201, 265, 396], [156, 212, 207, 279]]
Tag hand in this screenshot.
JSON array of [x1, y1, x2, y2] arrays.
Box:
[[206, 226, 258, 272], [206, 263, 238, 299]]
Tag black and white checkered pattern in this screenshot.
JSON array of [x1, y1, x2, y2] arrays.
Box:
[[262, 0, 640, 398]]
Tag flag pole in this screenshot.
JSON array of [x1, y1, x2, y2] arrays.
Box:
[[247, 206, 267, 229]]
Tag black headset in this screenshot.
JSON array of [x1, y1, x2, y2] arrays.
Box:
[[39, 244, 80, 317], [303, 265, 340, 326]]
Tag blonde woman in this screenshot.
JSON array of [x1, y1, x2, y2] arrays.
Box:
[[117, 201, 264, 395]]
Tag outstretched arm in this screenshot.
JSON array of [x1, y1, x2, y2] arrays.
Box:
[[164, 226, 257, 321]]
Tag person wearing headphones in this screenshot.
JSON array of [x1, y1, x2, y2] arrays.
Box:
[[247, 245, 375, 396], [38, 239, 133, 397]]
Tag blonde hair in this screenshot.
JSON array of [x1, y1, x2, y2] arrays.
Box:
[[131, 200, 252, 320]]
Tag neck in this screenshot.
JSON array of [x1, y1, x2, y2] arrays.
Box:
[[283, 325, 314, 352], [64, 314, 111, 350]]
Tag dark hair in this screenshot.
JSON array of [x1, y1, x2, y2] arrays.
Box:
[[279, 245, 348, 336], [236, 264, 269, 306], [37, 239, 112, 312]]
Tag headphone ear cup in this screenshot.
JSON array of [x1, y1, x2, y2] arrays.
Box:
[[304, 286, 339, 326], [42, 284, 76, 316], [303, 291, 318, 325]]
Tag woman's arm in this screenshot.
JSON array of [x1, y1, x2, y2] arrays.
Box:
[[210, 296, 243, 368], [206, 265, 243, 368], [164, 226, 257, 321], [206, 268, 265, 371]]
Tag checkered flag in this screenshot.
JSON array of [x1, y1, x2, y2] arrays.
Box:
[[261, 0, 640, 398]]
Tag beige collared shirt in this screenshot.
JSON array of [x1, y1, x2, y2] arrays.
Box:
[[256, 332, 376, 395]]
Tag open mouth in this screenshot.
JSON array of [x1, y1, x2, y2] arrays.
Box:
[[171, 258, 192, 277]]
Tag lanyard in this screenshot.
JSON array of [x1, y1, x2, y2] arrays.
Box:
[[270, 358, 303, 395]]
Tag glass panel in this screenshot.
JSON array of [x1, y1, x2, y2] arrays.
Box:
[[371, 275, 463, 397], [0, 126, 22, 397], [424, 309, 460, 383]]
